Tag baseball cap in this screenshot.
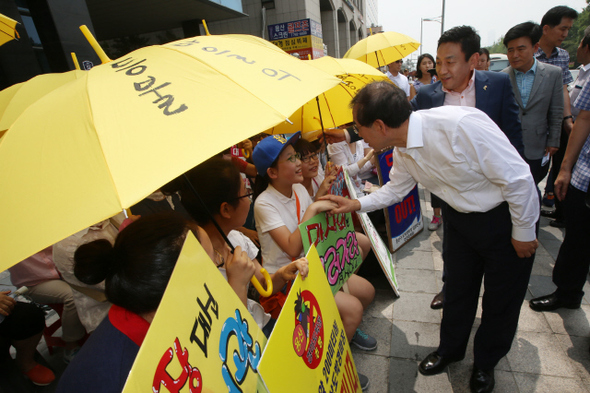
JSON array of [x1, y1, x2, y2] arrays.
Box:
[[252, 131, 301, 176]]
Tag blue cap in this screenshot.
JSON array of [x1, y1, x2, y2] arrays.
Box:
[[252, 132, 301, 175]]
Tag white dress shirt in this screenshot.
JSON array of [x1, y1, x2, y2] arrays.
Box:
[[358, 106, 538, 242]]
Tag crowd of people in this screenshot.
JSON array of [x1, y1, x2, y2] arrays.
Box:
[[1, 4, 589, 393]]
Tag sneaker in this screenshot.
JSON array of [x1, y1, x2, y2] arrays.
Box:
[[63, 347, 80, 364], [351, 328, 377, 351], [358, 372, 370, 391], [23, 363, 55, 386], [542, 192, 555, 208], [428, 215, 442, 231]]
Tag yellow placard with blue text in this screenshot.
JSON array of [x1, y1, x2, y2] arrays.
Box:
[[122, 232, 268, 393], [258, 246, 361, 393]]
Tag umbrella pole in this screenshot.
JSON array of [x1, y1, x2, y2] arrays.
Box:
[[315, 96, 330, 162]]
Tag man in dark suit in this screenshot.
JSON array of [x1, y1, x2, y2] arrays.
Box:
[[411, 26, 524, 311]]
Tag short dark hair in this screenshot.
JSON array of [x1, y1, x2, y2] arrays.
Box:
[[350, 81, 412, 129], [582, 26, 590, 49], [478, 48, 490, 59], [504, 22, 542, 47], [293, 138, 317, 157], [74, 212, 189, 315], [415, 53, 435, 78], [438, 26, 480, 61], [180, 157, 242, 225], [540, 6, 578, 28]]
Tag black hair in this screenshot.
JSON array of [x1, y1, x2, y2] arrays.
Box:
[[478, 48, 490, 59], [438, 26, 480, 61], [415, 53, 435, 79], [74, 212, 189, 315], [504, 22, 542, 47], [350, 81, 412, 128], [540, 6, 578, 28], [582, 26, 590, 49], [180, 157, 242, 226], [293, 138, 317, 158]]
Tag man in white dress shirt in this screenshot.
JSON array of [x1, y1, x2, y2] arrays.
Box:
[[322, 82, 539, 393], [385, 59, 410, 100]]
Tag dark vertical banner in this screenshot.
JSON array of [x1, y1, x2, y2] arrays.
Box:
[[377, 149, 423, 251]]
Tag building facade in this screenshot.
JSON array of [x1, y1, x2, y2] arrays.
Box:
[[207, 0, 366, 58]]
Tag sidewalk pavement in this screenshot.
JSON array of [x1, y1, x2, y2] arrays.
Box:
[[354, 186, 590, 393]]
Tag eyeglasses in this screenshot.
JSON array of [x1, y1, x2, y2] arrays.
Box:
[[283, 152, 301, 163], [301, 154, 319, 163], [232, 192, 253, 200], [395, 60, 403, 64]]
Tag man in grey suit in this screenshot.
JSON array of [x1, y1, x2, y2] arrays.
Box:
[[503, 22, 564, 184]]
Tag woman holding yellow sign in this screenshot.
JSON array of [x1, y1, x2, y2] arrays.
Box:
[[181, 157, 310, 336]]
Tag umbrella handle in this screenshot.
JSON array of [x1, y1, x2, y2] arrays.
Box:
[[251, 268, 273, 297], [241, 148, 251, 159]]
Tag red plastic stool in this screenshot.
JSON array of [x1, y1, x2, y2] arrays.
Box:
[[42, 303, 66, 355]]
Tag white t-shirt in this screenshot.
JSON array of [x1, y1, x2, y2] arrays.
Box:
[[254, 183, 313, 274], [328, 140, 373, 196], [386, 71, 411, 97], [219, 230, 271, 330]]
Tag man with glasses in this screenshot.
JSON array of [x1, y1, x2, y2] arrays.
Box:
[[386, 59, 411, 100]]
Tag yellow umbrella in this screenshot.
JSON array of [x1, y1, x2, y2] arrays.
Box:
[[266, 56, 391, 136], [344, 31, 420, 68], [0, 70, 86, 135], [0, 34, 340, 270], [0, 13, 19, 47]]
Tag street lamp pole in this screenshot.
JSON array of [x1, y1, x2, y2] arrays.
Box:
[[421, 17, 441, 56], [441, 0, 446, 35]]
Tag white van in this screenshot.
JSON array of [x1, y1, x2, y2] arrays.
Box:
[[489, 53, 509, 72]]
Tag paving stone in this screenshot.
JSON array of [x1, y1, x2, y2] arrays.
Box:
[[353, 317, 393, 358], [515, 300, 553, 334], [388, 357, 453, 393], [553, 334, 590, 382], [512, 372, 586, 393], [390, 320, 441, 361], [538, 238, 563, 261], [506, 331, 579, 378], [530, 250, 555, 277], [395, 250, 435, 271], [392, 292, 443, 324], [394, 268, 439, 294], [364, 289, 395, 320], [352, 352, 389, 393], [527, 275, 557, 299], [543, 305, 590, 337]]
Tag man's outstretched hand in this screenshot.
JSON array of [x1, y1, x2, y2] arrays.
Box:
[[318, 195, 361, 216]]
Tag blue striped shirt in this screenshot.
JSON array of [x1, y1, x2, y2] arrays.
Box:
[[515, 59, 537, 108], [535, 46, 573, 85], [571, 78, 590, 192]]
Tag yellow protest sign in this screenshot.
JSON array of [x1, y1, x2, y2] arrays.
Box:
[[258, 246, 361, 393], [122, 232, 268, 393]]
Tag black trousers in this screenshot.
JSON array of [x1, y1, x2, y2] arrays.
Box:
[[438, 202, 535, 370], [553, 185, 590, 301]]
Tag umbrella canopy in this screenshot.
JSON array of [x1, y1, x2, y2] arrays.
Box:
[[343, 31, 420, 68], [266, 56, 391, 136], [0, 70, 86, 136], [0, 13, 19, 47], [0, 34, 341, 270]]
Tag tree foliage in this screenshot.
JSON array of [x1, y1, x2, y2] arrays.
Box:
[[485, 37, 506, 54], [563, 0, 590, 66]]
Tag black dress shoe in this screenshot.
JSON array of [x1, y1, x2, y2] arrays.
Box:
[[430, 291, 444, 310], [540, 209, 557, 218], [470, 367, 494, 393], [418, 351, 462, 375], [529, 291, 581, 312], [549, 219, 566, 228]]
